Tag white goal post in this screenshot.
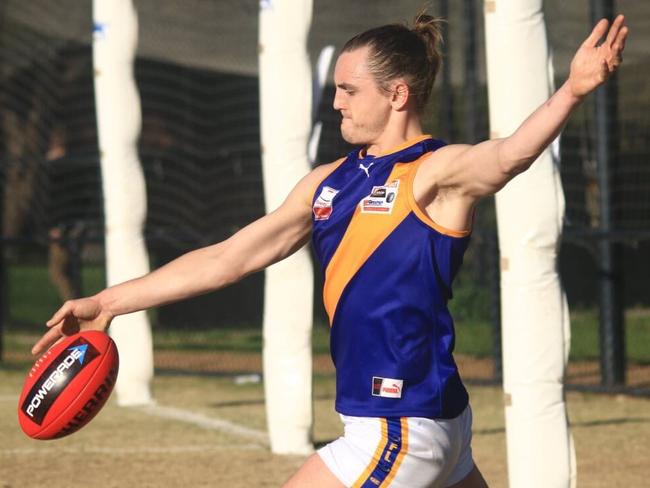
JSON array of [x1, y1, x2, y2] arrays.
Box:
[[93, 0, 154, 406], [484, 0, 576, 486], [259, 0, 315, 455]]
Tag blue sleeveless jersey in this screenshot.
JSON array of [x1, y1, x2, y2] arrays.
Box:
[[311, 135, 470, 419]]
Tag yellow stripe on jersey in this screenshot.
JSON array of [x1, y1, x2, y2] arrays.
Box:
[[352, 419, 389, 488], [322, 160, 424, 323], [380, 417, 409, 487]]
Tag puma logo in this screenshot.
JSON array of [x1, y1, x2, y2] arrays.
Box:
[[359, 162, 374, 178]]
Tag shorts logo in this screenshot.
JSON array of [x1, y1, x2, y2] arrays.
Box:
[[371, 376, 404, 398], [313, 186, 339, 221], [360, 180, 399, 214]]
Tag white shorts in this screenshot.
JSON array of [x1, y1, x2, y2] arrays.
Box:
[[318, 405, 474, 488]]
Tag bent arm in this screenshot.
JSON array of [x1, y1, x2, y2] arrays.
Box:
[[436, 82, 582, 197], [426, 15, 628, 200]]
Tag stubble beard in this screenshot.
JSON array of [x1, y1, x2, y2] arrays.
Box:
[[340, 118, 386, 146]]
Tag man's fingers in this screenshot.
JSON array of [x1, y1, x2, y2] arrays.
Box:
[[46, 302, 73, 327], [615, 26, 629, 53], [31, 326, 64, 356], [583, 18, 609, 48], [609, 25, 628, 71], [605, 14, 625, 47], [50, 336, 67, 350]]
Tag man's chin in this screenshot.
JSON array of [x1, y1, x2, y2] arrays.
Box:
[[340, 126, 366, 146]]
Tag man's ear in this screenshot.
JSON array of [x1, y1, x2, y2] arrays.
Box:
[[390, 81, 410, 111]]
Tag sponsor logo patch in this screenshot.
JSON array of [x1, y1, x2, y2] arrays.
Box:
[[371, 376, 404, 398], [21, 338, 100, 425], [313, 186, 339, 221], [360, 180, 399, 214]]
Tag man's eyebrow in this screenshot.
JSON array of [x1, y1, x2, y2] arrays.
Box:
[[336, 82, 359, 90]]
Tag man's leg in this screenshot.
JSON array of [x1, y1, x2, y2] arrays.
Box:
[[282, 453, 345, 488]]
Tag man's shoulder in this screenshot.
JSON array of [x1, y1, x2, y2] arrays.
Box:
[[418, 142, 474, 179], [309, 156, 348, 181], [423, 142, 472, 164], [289, 157, 348, 206]]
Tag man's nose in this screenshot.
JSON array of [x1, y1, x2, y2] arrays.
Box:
[[333, 89, 345, 111]]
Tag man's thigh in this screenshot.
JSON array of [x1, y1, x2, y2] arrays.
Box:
[[282, 453, 345, 488]]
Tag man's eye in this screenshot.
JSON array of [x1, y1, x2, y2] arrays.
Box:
[[346, 90, 355, 95]]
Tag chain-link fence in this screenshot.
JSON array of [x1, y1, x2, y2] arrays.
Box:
[[1, 0, 648, 393]]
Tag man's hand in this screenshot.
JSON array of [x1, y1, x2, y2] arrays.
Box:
[[31, 297, 114, 356], [569, 14, 628, 99]]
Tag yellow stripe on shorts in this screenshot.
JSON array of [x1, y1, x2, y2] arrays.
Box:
[[380, 417, 409, 487], [352, 419, 388, 488]]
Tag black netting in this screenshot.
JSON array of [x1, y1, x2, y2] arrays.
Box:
[[1, 0, 648, 390]]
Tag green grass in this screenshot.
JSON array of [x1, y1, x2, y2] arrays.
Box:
[[454, 318, 494, 357], [454, 310, 650, 363], [7, 264, 106, 325], [4, 263, 650, 363], [152, 325, 332, 355], [570, 308, 650, 363]]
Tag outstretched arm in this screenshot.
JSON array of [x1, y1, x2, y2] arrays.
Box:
[[31, 163, 335, 355], [426, 15, 628, 200]]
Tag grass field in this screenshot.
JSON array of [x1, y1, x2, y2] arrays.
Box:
[[6, 263, 650, 364], [2, 263, 650, 486], [1, 367, 649, 487]]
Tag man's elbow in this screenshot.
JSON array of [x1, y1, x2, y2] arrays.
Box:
[[498, 159, 532, 178], [497, 144, 538, 177]]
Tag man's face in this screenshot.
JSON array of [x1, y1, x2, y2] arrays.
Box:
[[333, 47, 392, 146]]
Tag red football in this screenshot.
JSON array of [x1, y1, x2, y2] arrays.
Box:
[[18, 330, 119, 440]]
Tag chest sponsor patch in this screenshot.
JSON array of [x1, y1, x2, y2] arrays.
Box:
[[372, 376, 404, 398], [313, 186, 339, 221], [360, 180, 399, 214]]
